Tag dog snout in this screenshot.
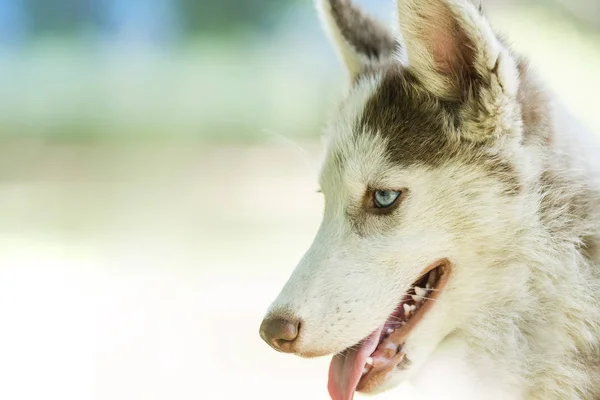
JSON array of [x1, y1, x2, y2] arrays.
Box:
[[259, 313, 302, 353]]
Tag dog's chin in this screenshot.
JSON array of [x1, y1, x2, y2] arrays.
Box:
[[358, 367, 408, 396], [327, 260, 452, 400]]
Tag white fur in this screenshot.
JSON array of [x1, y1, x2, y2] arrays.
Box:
[[263, 0, 600, 398], [400, 337, 523, 399]]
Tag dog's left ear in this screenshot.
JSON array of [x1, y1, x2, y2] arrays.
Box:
[[396, 0, 518, 101], [317, 0, 399, 80]]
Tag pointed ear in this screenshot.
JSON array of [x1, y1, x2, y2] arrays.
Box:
[[397, 0, 518, 100], [317, 0, 399, 80]]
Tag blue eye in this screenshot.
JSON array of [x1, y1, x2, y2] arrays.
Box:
[[373, 190, 402, 209]]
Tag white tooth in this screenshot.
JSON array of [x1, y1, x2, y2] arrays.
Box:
[[411, 294, 423, 303], [410, 304, 417, 312], [386, 328, 394, 334], [366, 357, 373, 366], [414, 287, 427, 297], [382, 341, 399, 352], [403, 303, 411, 315], [426, 283, 431, 289], [363, 367, 368, 375]]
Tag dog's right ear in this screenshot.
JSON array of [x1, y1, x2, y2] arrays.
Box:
[[317, 0, 398, 80]]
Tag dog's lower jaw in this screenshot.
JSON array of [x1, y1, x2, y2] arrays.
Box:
[[356, 333, 451, 397], [405, 337, 524, 400], [357, 363, 413, 395], [329, 262, 452, 400]]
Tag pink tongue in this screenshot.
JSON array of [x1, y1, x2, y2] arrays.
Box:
[[327, 326, 384, 400]]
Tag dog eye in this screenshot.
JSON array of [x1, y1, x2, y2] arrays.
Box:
[[373, 190, 402, 209]]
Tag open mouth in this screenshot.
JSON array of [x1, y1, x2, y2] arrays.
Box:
[[328, 260, 452, 400]]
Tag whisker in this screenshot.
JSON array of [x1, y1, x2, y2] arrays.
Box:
[[420, 296, 440, 302], [385, 316, 405, 322], [262, 129, 320, 176], [410, 287, 443, 293]]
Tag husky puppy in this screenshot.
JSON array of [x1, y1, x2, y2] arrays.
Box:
[[259, 0, 600, 398]]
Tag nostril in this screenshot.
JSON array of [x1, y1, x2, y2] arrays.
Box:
[[259, 315, 302, 353]]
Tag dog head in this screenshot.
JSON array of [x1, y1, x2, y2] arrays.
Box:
[[260, 0, 533, 398]]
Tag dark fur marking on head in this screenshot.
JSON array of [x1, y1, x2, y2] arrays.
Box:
[[359, 67, 460, 167], [481, 157, 522, 195], [358, 66, 522, 195]]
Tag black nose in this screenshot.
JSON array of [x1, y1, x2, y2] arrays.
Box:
[[259, 314, 302, 353]]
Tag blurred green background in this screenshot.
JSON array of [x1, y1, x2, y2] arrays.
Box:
[[0, 1, 598, 399], [1, 0, 598, 144]]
